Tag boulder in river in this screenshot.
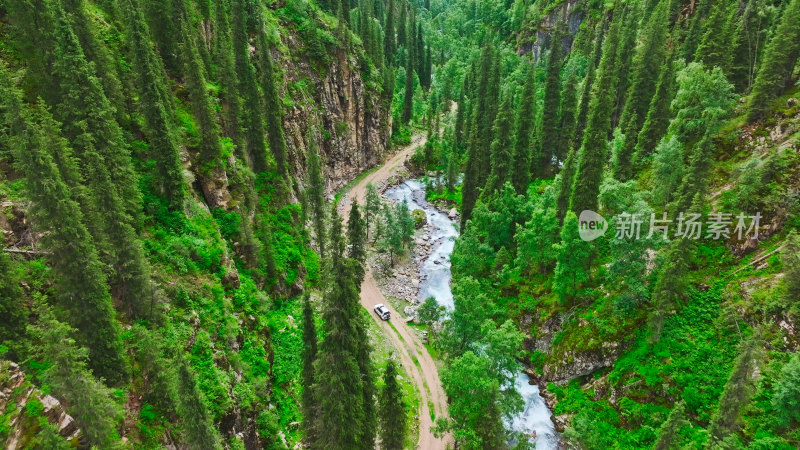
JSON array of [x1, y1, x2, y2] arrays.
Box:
[[448, 208, 458, 219]]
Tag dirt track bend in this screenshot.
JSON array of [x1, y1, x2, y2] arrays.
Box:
[[338, 135, 450, 450]]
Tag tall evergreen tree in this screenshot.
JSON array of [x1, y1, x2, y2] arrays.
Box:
[[557, 72, 578, 169], [306, 132, 327, 259], [537, 23, 565, 176], [312, 214, 371, 449], [614, 0, 670, 181], [633, 47, 679, 166], [213, 0, 246, 158], [570, 3, 623, 214], [461, 42, 496, 228], [123, 0, 185, 210], [747, 0, 800, 122], [378, 359, 407, 450], [143, 0, 180, 74], [174, 355, 223, 449], [347, 200, 367, 284], [694, 0, 736, 73], [28, 305, 124, 447], [255, 9, 289, 177], [1, 66, 126, 383], [232, 0, 269, 172], [511, 65, 537, 194], [50, 4, 142, 225], [484, 92, 514, 196], [612, 2, 642, 129], [402, 43, 415, 124], [50, 4, 154, 319], [654, 402, 688, 450], [62, 0, 126, 120], [301, 296, 319, 445], [706, 336, 761, 447], [176, 0, 225, 173], [384, 0, 396, 62], [573, 19, 606, 149]]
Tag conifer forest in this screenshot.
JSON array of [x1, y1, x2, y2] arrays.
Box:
[[2, 0, 800, 448]]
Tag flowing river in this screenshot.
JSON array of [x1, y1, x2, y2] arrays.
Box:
[[384, 179, 559, 449]]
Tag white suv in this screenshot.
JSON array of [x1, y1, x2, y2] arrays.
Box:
[[373, 304, 390, 321]]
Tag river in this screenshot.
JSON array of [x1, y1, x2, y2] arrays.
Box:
[[384, 179, 559, 449]]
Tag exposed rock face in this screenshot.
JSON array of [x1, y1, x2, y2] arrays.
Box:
[[0, 361, 80, 448], [278, 37, 390, 197], [517, 0, 585, 61]]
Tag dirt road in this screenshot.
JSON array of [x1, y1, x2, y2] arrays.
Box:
[[338, 135, 450, 450]]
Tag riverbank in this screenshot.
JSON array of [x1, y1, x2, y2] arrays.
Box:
[[372, 177, 561, 449]]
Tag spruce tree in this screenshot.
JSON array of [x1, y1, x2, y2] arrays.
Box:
[[633, 47, 678, 166], [612, 2, 641, 129], [306, 132, 327, 259], [570, 3, 623, 214], [557, 72, 578, 169], [123, 0, 185, 210], [461, 42, 495, 228], [384, 0, 395, 62], [62, 0, 126, 120], [402, 36, 415, 124], [347, 200, 367, 284], [484, 92, 514, 196], [28, 304, 123, 447], [397, 3, 407, 48], [694, 0, 736, 73], [213, 0, 246, 158], [573, 19, 605, 149], [1, 66, 126, 384], [50, 4, 142, 225], [654, 402, 688, 450], [706, 336, 761, 447], [51, 4, 154, 319], [312, 214, 370, 449], [143, 0, 180, 74], [555, 147, 577, 222], [176, 0, 225, 173], [552, 211, 592, 304], [378, 359, 407, 450], [175, 355, 223, 449], [537, 23, 565, 176], [301, 296, 319, 445], [232, 0, 269, 173], [747, 0, 800, 122], [614, 0, 670, 181], [511, 65, 537, 195], [255, 9, 289, 177]]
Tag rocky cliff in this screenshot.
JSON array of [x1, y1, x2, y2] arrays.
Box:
[[278, 35, 390, 196], [517, 0, 585, 61]]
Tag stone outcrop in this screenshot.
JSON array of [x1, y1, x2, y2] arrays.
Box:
[[517, 0, 585, 61], [278, 36, 390, 197], [0, 361, 80, 448]]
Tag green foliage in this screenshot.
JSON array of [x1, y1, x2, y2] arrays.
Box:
[[378, 359, 407, 449], [553, 211, 592, 303], [747, 0, 800, 122], [28, 304, 123, 447]]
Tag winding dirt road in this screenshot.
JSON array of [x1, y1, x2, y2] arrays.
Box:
[[338, 135, 450, 450]]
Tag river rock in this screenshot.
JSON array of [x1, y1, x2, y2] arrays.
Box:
[[448, 208, 458, 219]]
